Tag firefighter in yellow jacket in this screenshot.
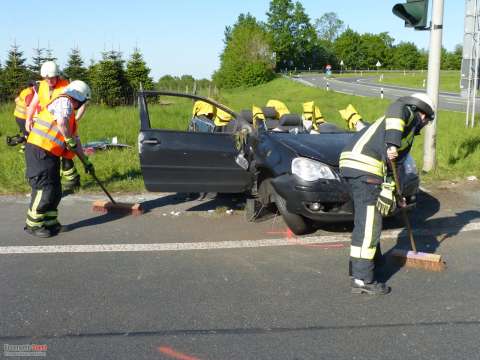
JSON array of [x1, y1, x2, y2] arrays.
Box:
[[26, 61, 87, 192], [24, 80, 94, 238], [339, 93, 435, 295], [14, 81, 38, 136]]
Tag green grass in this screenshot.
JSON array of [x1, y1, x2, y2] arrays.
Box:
[[373, 71, 461, 93], [1, 77, 479, 194]]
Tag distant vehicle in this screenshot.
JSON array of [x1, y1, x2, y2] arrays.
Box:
[[138, 91, 419, 235]]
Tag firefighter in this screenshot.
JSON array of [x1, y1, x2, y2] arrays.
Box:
[[26, 61, 87, 192], [14, 81, 38, 137], [339, 93, 435, 295], [24, 80, 93, 238]]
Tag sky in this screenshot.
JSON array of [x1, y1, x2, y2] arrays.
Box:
[[0, 0, 465, 80]]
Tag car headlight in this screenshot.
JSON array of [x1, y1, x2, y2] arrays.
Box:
[[403, 155, 418, 175], [291, 157, 337, 181]]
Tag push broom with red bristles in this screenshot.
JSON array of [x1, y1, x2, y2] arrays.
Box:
[[389, 160, 445, 272], [75, 150, 143, 216]]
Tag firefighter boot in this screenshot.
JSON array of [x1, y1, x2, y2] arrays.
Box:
[[351, 279, 391, 295], [24, 225, 52, 238]]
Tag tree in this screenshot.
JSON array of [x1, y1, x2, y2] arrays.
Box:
[[63, 47, 87, 81], [442, 44, 462, 70], [157, 75, 178, 90], [333, 28, 363, 70], [126, 48, 154, 91], [29, 44, 45, 78], [314, 12, 345, 43], [359, 32, 394, 69], [44, 47, 57, 62], [392, 42, 420, 70], [214, 13, 275, 88], [2, 43, 30, 101], [266, 0, 296, 70], [90, 50, 128, 106]]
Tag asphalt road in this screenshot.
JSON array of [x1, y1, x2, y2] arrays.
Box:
[[1, 185, 480, 360], [295, 74, 470, 113]]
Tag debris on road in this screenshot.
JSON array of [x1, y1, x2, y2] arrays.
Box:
[[467, 175, 478, 181]]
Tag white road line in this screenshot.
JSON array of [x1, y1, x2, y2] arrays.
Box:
[[1, 222, 479, 255]]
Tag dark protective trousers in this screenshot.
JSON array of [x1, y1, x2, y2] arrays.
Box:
[[25, 143, 62, 229], [347, 177, 383, 283], [15, 117, 28, 137]]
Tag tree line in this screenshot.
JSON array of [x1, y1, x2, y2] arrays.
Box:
[[0, 45, 212, 105], [214, 0, 463, 88]]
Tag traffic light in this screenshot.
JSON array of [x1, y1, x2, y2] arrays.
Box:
[[392, 0, 429, 30]]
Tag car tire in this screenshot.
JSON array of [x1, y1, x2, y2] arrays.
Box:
[[273, 189, 313, 235]]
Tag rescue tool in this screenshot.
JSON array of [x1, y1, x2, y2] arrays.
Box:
[[74, 150, 143, 216], [390, 160, 445, 271]]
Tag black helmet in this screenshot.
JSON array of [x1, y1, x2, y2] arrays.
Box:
[[400, 93, 435, 120]]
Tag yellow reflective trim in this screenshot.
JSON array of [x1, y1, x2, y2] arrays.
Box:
[[399, 130, 416, 152], [27, 209, 45, 220], [385, 117, 405, 132], [44, 219, 59, 226], [352, 117, 384, 153], [62, 167, 76, 176], [31, 190, 43, 214], [44, 211, 58, 217], [339, 160, 384, 177], [26, 219, 43, 227], [350, 245, 376, 259], [362, 205, 376, 257], [340, 152, 384, 168]]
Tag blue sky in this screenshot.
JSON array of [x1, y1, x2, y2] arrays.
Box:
[[0, 0, 464, 80]]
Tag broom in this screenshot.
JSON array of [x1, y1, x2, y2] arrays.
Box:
[[389, 159, 445, 271], [74, 150, 143, 216]]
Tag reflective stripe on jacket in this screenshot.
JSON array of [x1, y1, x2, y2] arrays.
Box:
[[339, 99, 421, 180], [27, 95, 77, 159]]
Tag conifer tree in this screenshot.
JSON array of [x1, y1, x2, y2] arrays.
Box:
[[63, 47, 87, 81], [2, 43, 30, 100], [126, 48, 154, 90], [90, 50, 128, 106], [125, 48, 154, 103], [29, 45, 45, 78]]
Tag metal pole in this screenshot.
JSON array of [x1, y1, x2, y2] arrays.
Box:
[[470, 0, 480, 127], [423, 0, 445, 172]]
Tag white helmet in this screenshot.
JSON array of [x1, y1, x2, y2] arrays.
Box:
[[63, 80, 91, 102], [409, 93, 435, 119], [40, 61, 60, 78]]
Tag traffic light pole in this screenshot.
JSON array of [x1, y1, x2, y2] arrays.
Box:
[[423, 0, 444, 172]]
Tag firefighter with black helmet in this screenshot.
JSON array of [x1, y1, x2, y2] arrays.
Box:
[[24, 80, 94, 238], [339, 93, 435, 295]]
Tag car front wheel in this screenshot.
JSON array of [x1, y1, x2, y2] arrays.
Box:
[[273, 189, 313, 235]]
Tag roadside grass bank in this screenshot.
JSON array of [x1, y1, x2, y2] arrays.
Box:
[[372, 70, 461, 93], [0, 77, 478, 194]]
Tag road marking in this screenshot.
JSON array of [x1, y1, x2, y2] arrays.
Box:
[[1, 222, 479, 255]]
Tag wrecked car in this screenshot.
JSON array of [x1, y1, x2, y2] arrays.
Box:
[[137, 91, 419, 235]]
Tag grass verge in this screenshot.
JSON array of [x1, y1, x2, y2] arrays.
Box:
[[0, 77, 478, 194]]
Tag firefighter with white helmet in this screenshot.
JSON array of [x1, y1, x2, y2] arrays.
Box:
[[339, 93, 435, 295], [24, 80, 93, 238], [26, 61, 88, 193]]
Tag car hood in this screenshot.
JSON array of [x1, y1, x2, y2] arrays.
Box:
[[271, 132, 356, 167]]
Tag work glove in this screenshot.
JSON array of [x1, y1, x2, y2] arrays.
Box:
[[376, 181, 396, 216], [82, 155, 95, 175], [65, 137, 77, 151]]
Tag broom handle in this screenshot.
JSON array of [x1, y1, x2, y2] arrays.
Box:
[[390, 159, 417, 253], [74, 150, 117, 204]]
